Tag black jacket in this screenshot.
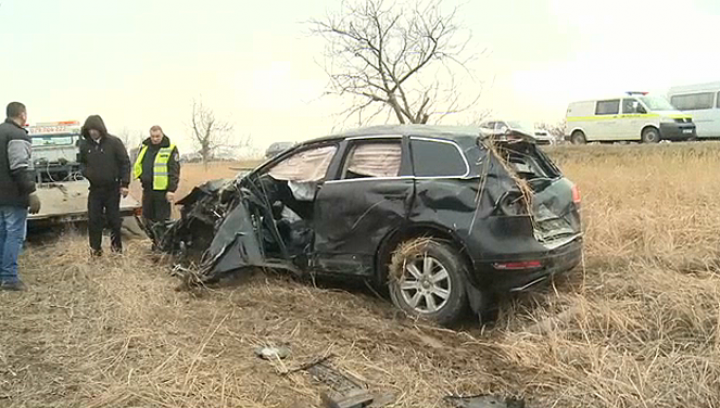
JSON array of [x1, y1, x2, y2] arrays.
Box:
[[78, 115, 131, 189], [138, 135, 180, 192], [0, 118, 36, 207]]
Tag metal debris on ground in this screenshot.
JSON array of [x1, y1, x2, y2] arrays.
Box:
[[301, 357, 395, 408], [321, 389, 374, 408], [445, 394, 526, 408], [254, 346, 291, 360]]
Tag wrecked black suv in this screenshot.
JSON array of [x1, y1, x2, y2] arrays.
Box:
[[160, 125, 582, 325]]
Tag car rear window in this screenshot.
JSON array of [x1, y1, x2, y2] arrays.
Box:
[[411, 138, 467, 178]]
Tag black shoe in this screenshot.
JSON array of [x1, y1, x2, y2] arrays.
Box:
[[91, 249, 103, 257], [111, 246, 123, 255], [0, 280, 26, 291]]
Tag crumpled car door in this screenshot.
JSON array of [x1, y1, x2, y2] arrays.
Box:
[[311, 138, 413, 276]]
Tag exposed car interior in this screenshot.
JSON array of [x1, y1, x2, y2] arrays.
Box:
[[247, 141, 403, 264]]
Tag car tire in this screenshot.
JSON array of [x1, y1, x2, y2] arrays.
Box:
[[641, 127, 661, 143], [387, 238, 469, 326], [571, 131, 586, 145]]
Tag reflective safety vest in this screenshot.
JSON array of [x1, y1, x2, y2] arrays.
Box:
[[133, 144, 176, 190]]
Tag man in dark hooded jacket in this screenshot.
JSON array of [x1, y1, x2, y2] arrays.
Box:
[[132, 125, 180, 246], [78, 115, 131, 256]]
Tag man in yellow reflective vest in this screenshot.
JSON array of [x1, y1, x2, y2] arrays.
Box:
[[133, 125, 180, 245]]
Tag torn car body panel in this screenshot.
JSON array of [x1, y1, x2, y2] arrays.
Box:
[[313, 178, 414, 276], [159, 125, 582, 312], [312, 137, 414, 276]]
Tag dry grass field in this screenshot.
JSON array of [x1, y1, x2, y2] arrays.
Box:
[[3, 143, 720, 407]]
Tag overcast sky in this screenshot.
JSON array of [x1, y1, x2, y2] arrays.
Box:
[[1, 0, 718, 154]]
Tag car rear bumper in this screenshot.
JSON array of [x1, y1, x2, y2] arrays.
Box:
[[471, 238, 583, 293]]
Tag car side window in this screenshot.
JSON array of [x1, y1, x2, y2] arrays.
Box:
[[411, 138, 467, 178], [494, 122, 508, 132], [267, 145, 337, 182], [596, 99, 620, 115], [341, 141, 402, 180]]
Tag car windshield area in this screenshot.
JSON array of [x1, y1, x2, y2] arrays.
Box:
[[30, 134, 77, 147], [639, 96, 676, 111]]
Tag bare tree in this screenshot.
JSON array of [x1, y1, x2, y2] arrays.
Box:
[[190, 100, 234, 165], [311, 0, 481, 126], [118, 127, 144, 162], [118, 127, 143, 149], [468, 108, 493, 127]]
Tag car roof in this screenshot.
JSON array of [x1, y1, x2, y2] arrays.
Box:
[[299, 125, 482, 146]]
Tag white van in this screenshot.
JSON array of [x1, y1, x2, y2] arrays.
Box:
[[566, 92, 696, 144], [667, 82, 720, 139]]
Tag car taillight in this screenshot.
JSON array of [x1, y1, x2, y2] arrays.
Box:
[[493, 260, 542, 270], [571, 184, 581, 204]]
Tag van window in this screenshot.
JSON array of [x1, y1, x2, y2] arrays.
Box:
[[622, 99, 640, 114], [596, 100, 620, 115], [717, 92, 720, 109], [670, 92, 715, 111], [411, 138, 467, 178]]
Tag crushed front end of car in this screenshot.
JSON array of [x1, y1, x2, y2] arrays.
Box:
[[157, 174, 306, 282]]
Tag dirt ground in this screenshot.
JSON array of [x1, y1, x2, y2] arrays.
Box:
[[3, 144, 720, 407]]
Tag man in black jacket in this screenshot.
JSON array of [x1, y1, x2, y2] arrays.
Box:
[[0, 102, 41, 290], [78, 115, 131, 256], [133, 125, 180, 247]]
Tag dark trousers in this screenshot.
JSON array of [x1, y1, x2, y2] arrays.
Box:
[[142, 190, 171, 246], [88, 186, 122, 252], [142, 190, 171, 223]]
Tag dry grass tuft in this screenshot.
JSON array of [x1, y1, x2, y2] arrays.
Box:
[[388, 237, 434, 283], [3, 145, 720, 407]]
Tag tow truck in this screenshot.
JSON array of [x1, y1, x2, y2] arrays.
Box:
[[26, 121, 143, 228]]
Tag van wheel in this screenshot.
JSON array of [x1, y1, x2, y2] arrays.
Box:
[[642, 127, 661, 143], [388, 238, 468, 326], [571, 131, 586, 145]]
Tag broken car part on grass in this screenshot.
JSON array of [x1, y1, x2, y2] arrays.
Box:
[[299, 355, 395, 408], [446, 394, 526, 408], [157, 125, 583, 326]]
